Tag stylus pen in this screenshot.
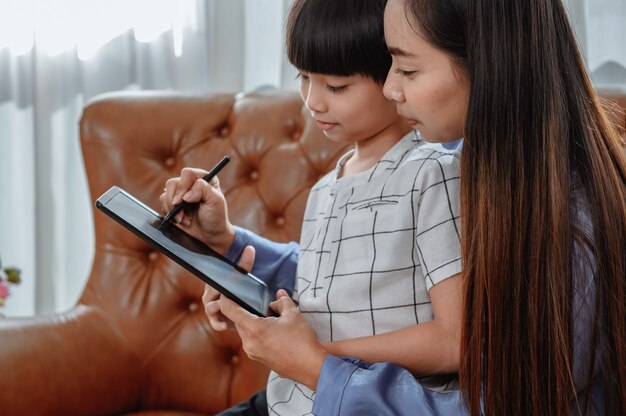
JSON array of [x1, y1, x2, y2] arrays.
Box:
[[160, 155, 231, 228]]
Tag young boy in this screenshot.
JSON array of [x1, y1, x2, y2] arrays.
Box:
[[161, 0, 462, 414]]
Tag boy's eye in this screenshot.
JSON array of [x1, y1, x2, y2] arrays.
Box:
[[394, 68, 416, 77], [296, 73, 310, 81], [327, 85, 347, 94]]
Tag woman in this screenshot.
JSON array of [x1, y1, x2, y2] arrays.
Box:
[[215, 0, 626, 414]]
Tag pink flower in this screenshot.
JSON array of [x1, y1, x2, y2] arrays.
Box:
[[0, 279, 8, 306]]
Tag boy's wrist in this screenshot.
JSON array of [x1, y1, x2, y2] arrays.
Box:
[[208, 224, 236, 255]]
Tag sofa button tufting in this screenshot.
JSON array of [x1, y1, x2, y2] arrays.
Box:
[[164, 157, 175, 167], [148, 251, 159, 262], [230, 355, 240, 366], [250, 171, 259, 180], [291, 130, 301, 140], [188, 302, 199, 312], [275, 216, 285, 226], [220, 126, 230, 137]]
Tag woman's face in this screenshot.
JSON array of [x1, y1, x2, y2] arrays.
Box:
[[383, 0, 469, 142]]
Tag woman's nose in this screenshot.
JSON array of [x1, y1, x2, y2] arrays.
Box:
[[383, 71, 405, 103]]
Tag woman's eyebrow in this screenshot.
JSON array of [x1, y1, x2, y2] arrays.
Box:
[[387, 46, 418, 58]]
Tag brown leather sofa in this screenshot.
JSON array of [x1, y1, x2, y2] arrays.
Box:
[[0, 89, 348, 415], [0, 88, 624, 416]]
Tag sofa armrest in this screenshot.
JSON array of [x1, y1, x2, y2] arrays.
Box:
[[0, 305, 142, 415]]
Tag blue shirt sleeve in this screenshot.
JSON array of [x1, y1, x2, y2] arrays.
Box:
[[313, 355, 468, 416], [224, 226, 299, 296]]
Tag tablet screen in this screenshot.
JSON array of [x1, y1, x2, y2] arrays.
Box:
[[97, 187, 273, 316]]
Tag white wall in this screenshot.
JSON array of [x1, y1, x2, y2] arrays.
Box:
[[565, 0, 626, 89]]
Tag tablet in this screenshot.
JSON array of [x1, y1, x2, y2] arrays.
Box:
[[96, 186, 276, 317]]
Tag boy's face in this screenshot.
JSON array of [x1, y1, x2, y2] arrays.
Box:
[[382, 0, 469, 142], [298, 71, 401, 144]]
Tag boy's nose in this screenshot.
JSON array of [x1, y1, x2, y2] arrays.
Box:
[[305, 96, 325, 114], [304, 85, 327, 114]]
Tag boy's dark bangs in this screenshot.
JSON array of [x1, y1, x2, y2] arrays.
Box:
[[286, 1, 390, 82], [288, 24, 365, 78]]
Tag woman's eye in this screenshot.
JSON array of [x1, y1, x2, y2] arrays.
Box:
[[327, 85, 347, 94], [296, 73, 310, 81], [394, 68, 416, 77]]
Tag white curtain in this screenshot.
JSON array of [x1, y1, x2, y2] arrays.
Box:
[[0, 0, 296, 317], [206, 0, 297, 93], [0, 0, 622, 317]]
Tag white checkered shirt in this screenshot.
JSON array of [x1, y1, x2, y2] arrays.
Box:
[[267, 131, 462, 415]]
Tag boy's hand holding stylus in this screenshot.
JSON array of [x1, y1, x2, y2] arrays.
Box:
[[160, 164, 249, 333], [159, 166, 236, 255]]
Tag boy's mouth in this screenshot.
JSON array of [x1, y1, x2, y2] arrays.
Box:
[[315, 119, 338, 131]]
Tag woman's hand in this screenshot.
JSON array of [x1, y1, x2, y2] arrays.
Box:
[[202, 245, 256, 331], [159, 167, 235, 254], [219, 289, 327, 391]]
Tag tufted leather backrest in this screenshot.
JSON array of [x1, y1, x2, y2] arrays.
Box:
[[79, 89, 349, 413]]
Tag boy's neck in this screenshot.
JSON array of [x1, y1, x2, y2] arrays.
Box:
[[341, 120, 411, 177]]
